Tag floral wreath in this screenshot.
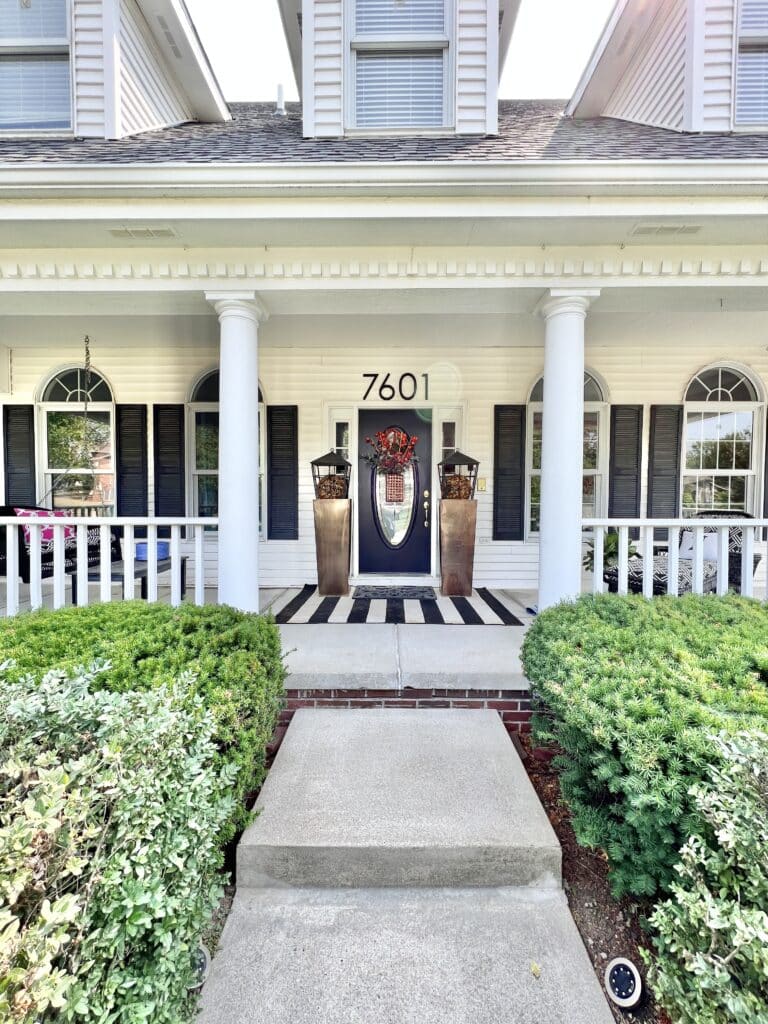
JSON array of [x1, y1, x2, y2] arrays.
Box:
[[361, 429, 419, 476]]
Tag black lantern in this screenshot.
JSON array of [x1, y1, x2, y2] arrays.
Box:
[[438, 450, 479, 500], [311, 450, 352, 499]]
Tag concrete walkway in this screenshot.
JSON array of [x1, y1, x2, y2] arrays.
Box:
[[199, 709, 613, 1024]]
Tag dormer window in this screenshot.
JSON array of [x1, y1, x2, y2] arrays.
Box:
[[0, 0, 71, 132], [350, 0, 450, 130], [735, 0, 768, 126]]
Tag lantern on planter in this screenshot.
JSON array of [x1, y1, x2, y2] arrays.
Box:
[[311, 451, 351, 499], [438, 451, 479, 500]]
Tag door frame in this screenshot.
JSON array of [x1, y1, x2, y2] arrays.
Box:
[[325, 400, 466, 584]]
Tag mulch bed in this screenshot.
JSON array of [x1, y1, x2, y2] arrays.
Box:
[[519, 735, 671, 1024]]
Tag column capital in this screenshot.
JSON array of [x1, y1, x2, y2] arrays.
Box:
[[205, 290, 269, 324], [536, 289, 600, 321]]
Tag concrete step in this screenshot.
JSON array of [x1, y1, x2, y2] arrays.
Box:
[[277, 623, 529, 690], [198, 886, 614, 1024], [238, 709, 561, 889]]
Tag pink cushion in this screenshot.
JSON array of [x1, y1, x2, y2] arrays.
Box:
[[14, 508, 76, 544]]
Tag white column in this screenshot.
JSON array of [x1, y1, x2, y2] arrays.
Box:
[[537, 290, 599, 610], [206, 291, 268, 613]]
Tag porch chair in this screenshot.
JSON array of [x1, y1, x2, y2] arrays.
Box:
[[0, 505, 121, 587], [602, 511, 761, 596]]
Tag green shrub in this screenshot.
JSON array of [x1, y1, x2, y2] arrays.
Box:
[[521, 594, 768, 898], [0, 603, 286, 840], [645, 732, 768, 1024], [0, 664, 235, 1024]]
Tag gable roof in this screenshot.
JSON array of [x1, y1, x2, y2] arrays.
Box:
[[2, 101, 768, 166]]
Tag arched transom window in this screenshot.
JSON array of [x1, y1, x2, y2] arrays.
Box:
[[527, 372, 608, 534], [682, 366, 763, 516], [39, 367, 115, 514], [188, 370, 266, 531]]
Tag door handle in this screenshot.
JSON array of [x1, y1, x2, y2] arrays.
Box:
[[423, 492, 430, 527]]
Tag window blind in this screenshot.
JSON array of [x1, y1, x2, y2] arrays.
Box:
[[740, 0, 768, 33], [735, 49, 768, 124], [0, 54, 71, 129], [355, 0, 444, 35], [0, 0, 68, 40], [356, 50, 443, 127]]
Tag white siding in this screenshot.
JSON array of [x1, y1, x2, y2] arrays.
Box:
[[455, 0, 495, 134], [304, 0, 345, 137], [118, 0, 190, 137], [72, 0, 106, 138], [604, 0, 688, 131], [2, 312, 767, 592], [696, 0, 736, 131]]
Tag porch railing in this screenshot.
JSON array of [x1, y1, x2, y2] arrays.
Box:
[[583, 518, 768, 598], [0, 516, 216, 617]]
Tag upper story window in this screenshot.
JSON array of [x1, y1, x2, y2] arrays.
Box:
[[735, 0, 768, 126], [0, 0, 71, 132], [351, 0, 449, 130]]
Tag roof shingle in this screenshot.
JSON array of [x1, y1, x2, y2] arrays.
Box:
[[2, 100, 768, 164]]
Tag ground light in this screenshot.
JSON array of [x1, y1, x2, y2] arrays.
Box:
[[604, 957, 643, 1010]]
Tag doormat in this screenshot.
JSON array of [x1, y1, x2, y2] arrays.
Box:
[[272, 585, 524, 626], [353, 586, 436, 600]]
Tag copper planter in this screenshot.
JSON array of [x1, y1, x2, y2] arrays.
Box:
[[440, 499, 477, 597], [313, 498, 351, 596]]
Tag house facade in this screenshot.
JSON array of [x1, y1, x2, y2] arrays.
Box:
[[1, 0, 768, 613]]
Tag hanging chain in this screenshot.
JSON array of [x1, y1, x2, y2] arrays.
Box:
[[81, 335, 92, 479]]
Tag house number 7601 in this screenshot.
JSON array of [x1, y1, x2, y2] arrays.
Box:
[[362, 373, 429, 401]]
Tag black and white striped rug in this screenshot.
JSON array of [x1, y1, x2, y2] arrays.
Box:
[[272, 585, 524, 626]]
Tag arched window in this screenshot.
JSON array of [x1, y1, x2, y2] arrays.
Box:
[[39, 367, 115, 513], [527, 372, 608, 534], [188, 371, 266, 530], [682, 365, 763, 516]]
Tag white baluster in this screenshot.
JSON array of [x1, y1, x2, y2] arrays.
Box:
[[123, 524, 135, 601], [716, 526, 730, 597], [6, 524, 19, 617], [29, 524, 42, 610], [642, 526, 654, 599], [52, 524, 65, 610], [592, 526, 604, 595], [617, 526, 629, 596], [667, 527, 680, 597], [741, 525, 755, 598], [195, 525, 205, 606], [692, 526, 705, 595], [147, 524, 158, 603], [76, 523, 89, 606], [99, 524, 112, 603], [170, 525, 182, 607]]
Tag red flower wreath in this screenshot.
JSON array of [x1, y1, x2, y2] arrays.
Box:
[[362, 428, 419, 475]]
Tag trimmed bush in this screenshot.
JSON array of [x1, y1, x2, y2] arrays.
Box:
[[646, 732, 768, 1024], [0, 602, 286, 841], [0, 664, 235, 1024], [521, 594, 768, 898]]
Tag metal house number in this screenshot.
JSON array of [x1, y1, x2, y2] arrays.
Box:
[[362, 373, 429, 402]]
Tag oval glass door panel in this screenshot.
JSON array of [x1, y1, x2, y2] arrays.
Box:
[[373, 464, 417, 548]]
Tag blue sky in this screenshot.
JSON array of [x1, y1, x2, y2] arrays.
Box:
[[185, 0, 616, 102]]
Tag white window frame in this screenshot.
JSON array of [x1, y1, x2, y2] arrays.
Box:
[[345, 0, 454, 132], [37, 366, 116, 513], [0, 0, 74, 136], [525, 375, 609, 540], [732, 0, 768, 130], [187, 374, 267, 537]]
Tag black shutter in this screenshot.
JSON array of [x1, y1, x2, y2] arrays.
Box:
[[3, 405, 36, 507], [648, 405, 683, 532], [117, 405, 148, 516], [608, 405, 643, 518], [493, 405, 526, 541], [153, 405, 185, 522], [267, 405, 298, 540]]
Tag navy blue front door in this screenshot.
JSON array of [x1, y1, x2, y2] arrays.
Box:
[[358, 409, 432, 574]]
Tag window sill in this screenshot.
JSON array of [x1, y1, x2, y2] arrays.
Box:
[[0, 129, 74, 138], [344, 125, 455, 137]]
